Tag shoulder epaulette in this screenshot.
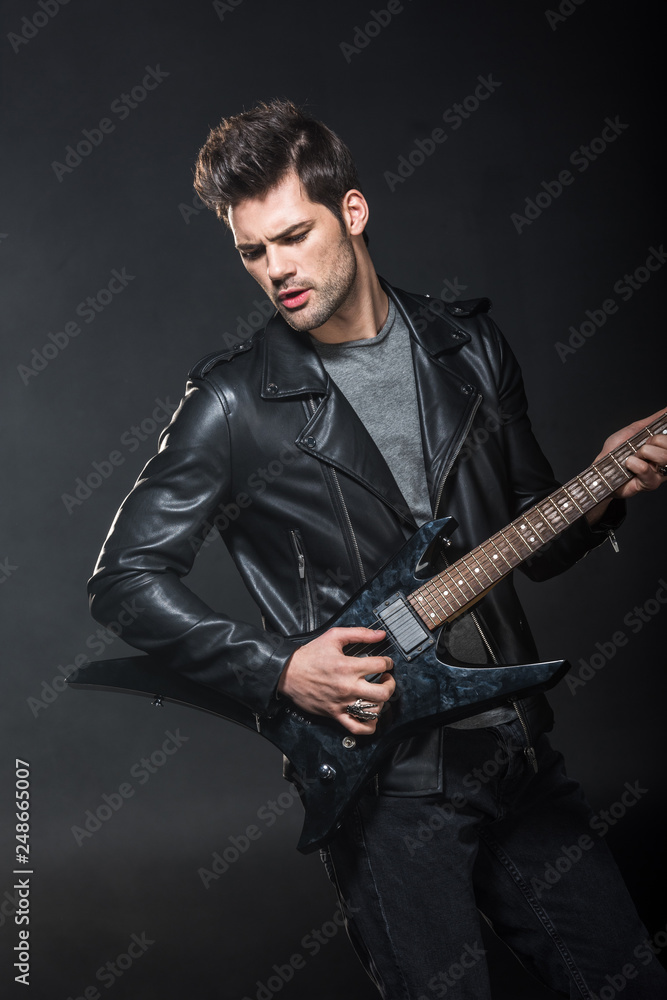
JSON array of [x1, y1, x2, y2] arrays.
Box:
[[444, 297, 492, 318], [188, 339, 253, 379]]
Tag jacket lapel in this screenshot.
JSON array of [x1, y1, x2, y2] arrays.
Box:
[[260, 312, 415, 524], [385, 281, 482, 514], [259, 282, 483, 524]]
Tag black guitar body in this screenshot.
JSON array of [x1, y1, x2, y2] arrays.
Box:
[[70, 517, 569, 853]]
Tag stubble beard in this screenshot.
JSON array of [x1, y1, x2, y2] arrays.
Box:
[[275, 232, 358, 333]]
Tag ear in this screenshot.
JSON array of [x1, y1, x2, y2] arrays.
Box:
[[341, 189, 369, 237]]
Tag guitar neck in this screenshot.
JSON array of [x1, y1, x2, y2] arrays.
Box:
[[408, 412, 667, 629]]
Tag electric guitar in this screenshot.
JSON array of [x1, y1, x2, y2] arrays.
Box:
[[69, 412, 666, 853]]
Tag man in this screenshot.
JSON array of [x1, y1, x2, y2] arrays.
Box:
[[88, 100, 667, 998]]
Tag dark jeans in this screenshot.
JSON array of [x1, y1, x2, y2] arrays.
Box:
[[323, 719, 667, 999]]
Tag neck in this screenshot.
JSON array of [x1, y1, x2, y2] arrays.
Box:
[[309, 246, 388, 344]]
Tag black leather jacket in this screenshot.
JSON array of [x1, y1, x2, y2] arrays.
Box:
[[88, 279, 621, 793]]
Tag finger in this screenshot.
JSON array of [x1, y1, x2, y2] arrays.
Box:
[[337, 711, 380, 735], [358, 676, 396, 703], [329, 627, 387, 649]]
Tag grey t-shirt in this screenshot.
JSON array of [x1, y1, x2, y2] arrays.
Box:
[[313, 298, 432, 526], [311, 298, 517, 730]]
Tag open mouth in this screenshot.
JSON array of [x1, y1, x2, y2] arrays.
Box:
[[278, 288, 311, 309]]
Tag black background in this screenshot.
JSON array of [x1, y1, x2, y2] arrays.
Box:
[[1, 0, 665, 997]]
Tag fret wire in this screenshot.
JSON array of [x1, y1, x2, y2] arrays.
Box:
[[551, 490, 577, 523], [576, 475, 597, 504], [608, 452, 630, 479], [487, 536, 513, 571], [447, 569, 474, 604], [469, 547, 495, 584], [591, 463, 613, 491], [427, 574, 459, 614], [542, 497, 568, 530], [458, 558, 482, 595], [507, 522, 534, 558], [581, 467, 608, 499], [511, 515, 541, 551], [524, 508, 547, 544], [597, 456, 625, 487], [422, 582, 450, 618], [426, 578, 456, 616], [408, 596, 431, 626], [563, 486, 584, 514], [498, 527, 522, 562], [413, 586, 441, 622]]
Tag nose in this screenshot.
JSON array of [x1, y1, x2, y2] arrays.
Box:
[[265, 244, 296, 284]]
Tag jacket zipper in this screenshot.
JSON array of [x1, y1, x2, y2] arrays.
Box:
[[307, 395, 366, 585], [289, 528, 317, 632], [434, 395, 482, 517]]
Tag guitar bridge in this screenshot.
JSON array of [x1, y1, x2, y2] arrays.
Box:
[[373, 593, 434, 660]]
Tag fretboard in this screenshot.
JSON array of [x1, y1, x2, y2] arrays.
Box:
[[408, 412, 667, 629]]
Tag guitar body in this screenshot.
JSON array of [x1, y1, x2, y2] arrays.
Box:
[[70, 517, 568, 854]]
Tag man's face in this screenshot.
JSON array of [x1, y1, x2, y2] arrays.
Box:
[[229, 171, 358, 333]]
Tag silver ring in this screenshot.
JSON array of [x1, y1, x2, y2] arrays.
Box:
[[657, 464, 667, 477], [345, 698, 379, 722]]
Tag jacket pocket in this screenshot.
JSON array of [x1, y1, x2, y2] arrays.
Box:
[[288, 529, 317, 633]]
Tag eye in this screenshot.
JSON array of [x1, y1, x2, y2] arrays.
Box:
[[284, 232, 308, 245], [240, 248, 263, 261]]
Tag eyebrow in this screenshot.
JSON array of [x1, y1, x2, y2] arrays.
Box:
[[234, 220, 313, 252]]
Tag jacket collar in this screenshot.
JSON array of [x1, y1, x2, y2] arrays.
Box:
[[260, 277, 470, 398], [258, 278, 480, 521]]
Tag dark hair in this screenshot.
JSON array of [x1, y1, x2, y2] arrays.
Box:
[[193, 99, 367, 240]]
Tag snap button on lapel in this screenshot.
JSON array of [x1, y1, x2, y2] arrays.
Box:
[[304, 436, 316, 448], [266, 383, 278, 394]]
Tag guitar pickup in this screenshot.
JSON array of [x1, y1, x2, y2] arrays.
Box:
[[373, 593, 434, 660]]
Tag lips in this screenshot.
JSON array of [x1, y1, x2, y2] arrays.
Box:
[[278, 288, 311, 309]]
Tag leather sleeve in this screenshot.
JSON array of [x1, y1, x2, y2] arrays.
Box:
[[486, 317, 625, 582], [87, 377, 299, 715]]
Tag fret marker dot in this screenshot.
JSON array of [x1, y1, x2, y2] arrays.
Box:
[[474, 567, 479, 572], [443, 590, 449, 596], [563, 502, 569, 508], [592, 480, 598, 487], [430, 612, 436, 618], [493, 554, 498, 559], [458, 579, 463, 585], [529, 536, 535, 542], [520, 524, 526, 530]]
